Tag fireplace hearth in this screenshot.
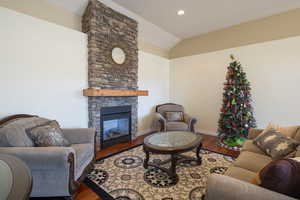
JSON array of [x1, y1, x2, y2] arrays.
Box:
[[100, 105, 131, 148]]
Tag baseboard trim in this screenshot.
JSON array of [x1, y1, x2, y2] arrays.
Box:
[[137, 128, 153, 136], [197, 129, 218, 136]]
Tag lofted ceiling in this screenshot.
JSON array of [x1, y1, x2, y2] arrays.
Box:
[[47, 0, 180, 49], [112, 0, 300, 39], [47, 0, 300, 49]]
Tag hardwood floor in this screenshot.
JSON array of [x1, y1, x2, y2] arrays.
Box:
[[31, 133, 240, 200]]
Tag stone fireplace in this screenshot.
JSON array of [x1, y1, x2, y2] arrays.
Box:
[[82, 0, 148, 148]]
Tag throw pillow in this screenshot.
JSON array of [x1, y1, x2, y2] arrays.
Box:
[[165, 111, 184, 122], [0, 117, 50, 147], [26, 121, 70, 147], [253, 129, 299, 159], [254, 159, 300, 198]]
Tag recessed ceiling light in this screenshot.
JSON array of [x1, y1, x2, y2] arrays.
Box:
[[177, 10, 185, 16]]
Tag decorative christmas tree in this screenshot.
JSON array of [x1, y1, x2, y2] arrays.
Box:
[[218, 55, 256, 149]]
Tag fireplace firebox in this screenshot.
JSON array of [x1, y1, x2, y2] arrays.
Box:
[[100, 105, 132, 148]]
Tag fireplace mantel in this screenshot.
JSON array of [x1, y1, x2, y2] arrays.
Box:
[[83, 88, 149, 97]]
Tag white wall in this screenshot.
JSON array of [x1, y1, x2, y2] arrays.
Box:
[[0, 7, 88, 128], [170, 36, 300, 135], [0, 7, 171, 133], [138, 51, 170, 135], [2, 6, 300, 137]]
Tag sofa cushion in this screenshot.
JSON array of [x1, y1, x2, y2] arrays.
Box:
[[293, 128, 300, 142], [234, 151, 272, 173], [27, 121, 70, 147], [242, 140, 265, 155], [261, 124, 300, 138], [225, 166, 256, 183], [253, 129, 299, 159], [166, 122, 188, 131], [0, 117, 50, 147], [294, 146, 300, 157], [279, 126, 300, 138], [247, 128, 264, 139], [0, 118, 26, 129], [71, 143, 94, 180]]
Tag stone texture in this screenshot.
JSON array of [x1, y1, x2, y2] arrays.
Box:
[[82, 0, 138, 89], [82, 0, 139, 147]]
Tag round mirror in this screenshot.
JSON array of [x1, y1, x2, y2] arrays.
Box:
[[112, 47, 126, 65]]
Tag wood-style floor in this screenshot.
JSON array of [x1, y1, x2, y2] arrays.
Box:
[[31, 133, 240, 200]]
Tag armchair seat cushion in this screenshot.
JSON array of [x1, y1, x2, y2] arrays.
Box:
[[225, 166, 256, 183], [71, 143, 94, 180], [234, 151, 272, 173], [166, 122, 189, 131]]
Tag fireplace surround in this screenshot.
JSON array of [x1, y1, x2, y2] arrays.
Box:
[[88, 96, 138, 148], [100, 105, 131, 148]]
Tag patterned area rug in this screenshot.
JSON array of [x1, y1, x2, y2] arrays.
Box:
[[85, 145, 235, 200]]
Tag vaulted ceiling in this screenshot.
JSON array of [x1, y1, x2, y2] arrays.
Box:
[[47, 0, 300, 49], [112, 0, 300, 39]]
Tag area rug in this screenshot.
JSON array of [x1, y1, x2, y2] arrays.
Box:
[[85, 145, 235, 200]]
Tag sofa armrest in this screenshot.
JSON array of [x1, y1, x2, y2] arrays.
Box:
[[247, 128, 264, 139], [183, 113, 197, 132], [62, 128, 96, 144], [154, 113, 167, 132], [205, 174, 296, 200], [0, 147, 75, 170], [0, 147, 78, 197]]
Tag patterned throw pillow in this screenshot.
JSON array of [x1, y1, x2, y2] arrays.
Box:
[[253, 159, 300, 198], [253, 129, 300, 159], [26, 121, 70, 147], [164, 111, 184, 122]]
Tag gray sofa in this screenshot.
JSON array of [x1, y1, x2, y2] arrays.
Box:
[[205, 127, 300, 200], [154, 103, 197, 132], [0, 114, 96, 200]]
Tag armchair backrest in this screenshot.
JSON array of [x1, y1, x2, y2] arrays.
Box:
[[156, 103, 184, 116], [0, 114, 37, 127]]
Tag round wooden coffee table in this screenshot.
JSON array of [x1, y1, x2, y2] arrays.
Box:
[[143, 131, 203, 178]]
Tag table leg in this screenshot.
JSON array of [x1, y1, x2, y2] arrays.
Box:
[[143, 147, 150, 169], [170, 154, 177, 177], [196, 143, 202, 165]]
